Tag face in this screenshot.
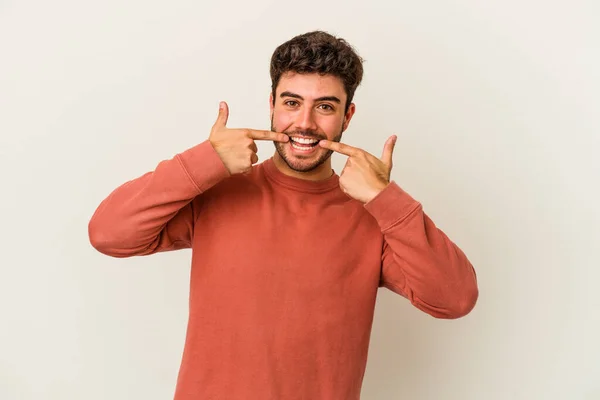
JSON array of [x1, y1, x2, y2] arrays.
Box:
[[270, 72, 356, 174]]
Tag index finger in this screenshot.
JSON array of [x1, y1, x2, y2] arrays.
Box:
[[318, 140, 360, 157], [248, 129, 289, 143]]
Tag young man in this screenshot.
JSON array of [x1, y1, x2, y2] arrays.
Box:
[[89, 31, 478, 400]]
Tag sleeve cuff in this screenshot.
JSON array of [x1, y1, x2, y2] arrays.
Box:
[[364, 181, 421, 232], [176, 140, 231, 193]]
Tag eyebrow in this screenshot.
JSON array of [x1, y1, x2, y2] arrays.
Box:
[[279, 91, 341, 104]]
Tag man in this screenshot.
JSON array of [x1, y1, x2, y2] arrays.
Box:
[[89, 30, 478, 400]]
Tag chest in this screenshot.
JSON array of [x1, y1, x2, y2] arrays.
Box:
[[192, 186, 384, 291]]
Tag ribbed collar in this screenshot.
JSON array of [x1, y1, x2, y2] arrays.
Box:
[[262, 157, 340, 193]]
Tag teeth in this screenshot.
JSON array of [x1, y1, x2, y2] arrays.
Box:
[[291, 142, 316, 151], [291, 137, 318, 144]]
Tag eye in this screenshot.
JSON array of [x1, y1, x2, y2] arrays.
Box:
[[284, 100, 299, 107], [318, 104, 334, 111]]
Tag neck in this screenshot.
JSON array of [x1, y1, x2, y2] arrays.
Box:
[[272, 151, 334, 181]]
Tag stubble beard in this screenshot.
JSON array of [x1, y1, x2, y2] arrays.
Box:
[[271, 116, 343, 173]]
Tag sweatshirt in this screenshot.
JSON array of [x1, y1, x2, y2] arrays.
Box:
[[88, 140, 479, 400]]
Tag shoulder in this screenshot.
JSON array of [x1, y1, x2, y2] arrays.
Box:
[[204, 162, 267, 198]]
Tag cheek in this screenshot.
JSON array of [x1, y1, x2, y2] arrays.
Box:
[[320, 118, 344, 137], [273, 113, 294, 131]]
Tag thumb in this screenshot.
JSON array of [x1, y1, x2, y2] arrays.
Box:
[[214, 101, 229, 128], [381, 135, 397, 168]]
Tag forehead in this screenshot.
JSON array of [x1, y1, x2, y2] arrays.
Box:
[[276, 72, 346, 102]]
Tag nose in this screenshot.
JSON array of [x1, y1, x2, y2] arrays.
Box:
[[294, 106, 318, 133]]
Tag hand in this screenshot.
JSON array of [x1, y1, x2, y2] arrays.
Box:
[[209, 101, 289, 175], [319, 135, 397, 203]]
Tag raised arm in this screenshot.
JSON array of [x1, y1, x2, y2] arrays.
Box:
[[319, 136, 478, 318], [88, 140, 229, 257], [88, 102, 289, 257]]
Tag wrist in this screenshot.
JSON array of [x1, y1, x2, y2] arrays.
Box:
[[365, 181, 389, 204]]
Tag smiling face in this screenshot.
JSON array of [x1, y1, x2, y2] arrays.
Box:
[[270, 72, 356, 180]]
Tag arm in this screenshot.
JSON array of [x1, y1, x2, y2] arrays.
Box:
[[364, 182, 479, 319], [88, 140, 230, 257], [318, 137, 478, 319], [89, 102, 289, 258]]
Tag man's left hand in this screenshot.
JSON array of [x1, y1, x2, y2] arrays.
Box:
[[319, 135, 397, 203]]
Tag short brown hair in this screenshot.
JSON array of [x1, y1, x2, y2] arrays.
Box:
[[270, 31, 364, 113]]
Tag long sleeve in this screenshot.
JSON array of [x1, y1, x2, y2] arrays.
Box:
[[364, 181, 479, 319], [88, 140, 230, 257]]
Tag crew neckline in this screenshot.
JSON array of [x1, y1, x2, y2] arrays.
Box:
[[262, 157, 340, 193]]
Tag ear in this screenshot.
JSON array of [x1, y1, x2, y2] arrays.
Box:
[[269, 92, 274, 119], [342, 103, 356, 132]]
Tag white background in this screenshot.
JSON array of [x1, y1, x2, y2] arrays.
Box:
[[1, 0, 598, 399]]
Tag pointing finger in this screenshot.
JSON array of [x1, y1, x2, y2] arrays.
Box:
[[247, 129, 289, 143], [319, 140, 360, 157]]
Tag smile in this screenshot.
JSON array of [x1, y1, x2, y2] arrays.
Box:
[[289, 136, 319, 147], [288, 136, 320, 154]]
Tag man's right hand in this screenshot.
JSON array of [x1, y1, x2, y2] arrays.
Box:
[[209, 101, 289, 175]]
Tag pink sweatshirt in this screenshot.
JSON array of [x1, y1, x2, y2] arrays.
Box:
[[88, 140, 478, 399]]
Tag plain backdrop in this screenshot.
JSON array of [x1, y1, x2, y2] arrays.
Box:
[[1, 0, 599, 399]]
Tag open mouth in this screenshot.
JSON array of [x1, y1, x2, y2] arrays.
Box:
[[289, 136, 320, 152]]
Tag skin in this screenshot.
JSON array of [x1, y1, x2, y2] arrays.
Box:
[[270, 72, 397, 203], [270, 72, 354, 181]]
